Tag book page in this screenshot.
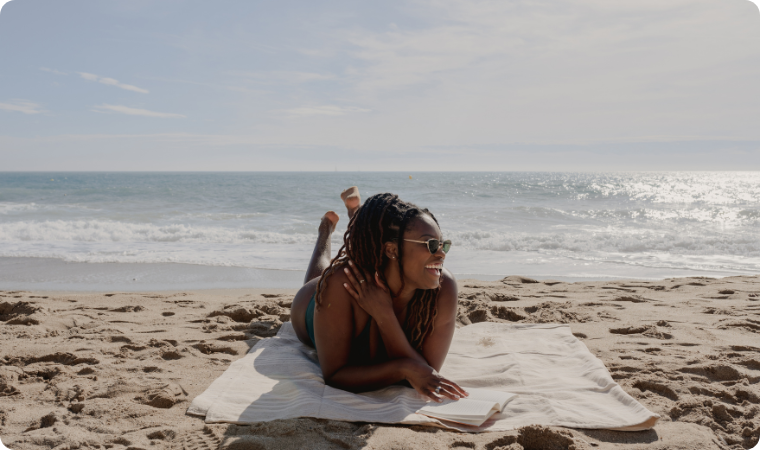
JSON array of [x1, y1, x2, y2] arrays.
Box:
[[462, 388, 517, 410]]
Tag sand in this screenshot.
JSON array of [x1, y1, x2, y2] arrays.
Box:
[[1, 275, 759, 450]]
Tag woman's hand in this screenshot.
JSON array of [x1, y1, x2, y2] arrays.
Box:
[[402, 358, 469, 402], [342, 260, 395, 321]]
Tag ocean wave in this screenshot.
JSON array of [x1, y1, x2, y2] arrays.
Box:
[[0, 202, 102, 215], [448, 229, 760, 257], [0, 219, 318, 245], [2, 219, 759, 258]]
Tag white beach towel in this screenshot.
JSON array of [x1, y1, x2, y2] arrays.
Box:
[[188, 322, 659, 432]]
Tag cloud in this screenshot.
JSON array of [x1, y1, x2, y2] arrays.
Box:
[[40, 67, 67, 75], [78, 72, 149, 94], [228, 70, 336, 84], [92, 104, 185, 118], [0, 100, 46, 114], [0, 0, 12, 16], [282, 105, 371, 117]]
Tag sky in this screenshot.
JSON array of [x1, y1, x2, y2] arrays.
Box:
[[1, 0, 760, 171]]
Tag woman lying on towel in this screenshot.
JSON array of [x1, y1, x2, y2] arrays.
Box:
[[291, 188, 469, 403]]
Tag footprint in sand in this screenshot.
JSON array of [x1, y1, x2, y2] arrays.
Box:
[[208, 305, 261, 322], [484, 425, 578, 450], [146, 428, 177, 441], [140, 382, 186, 408], [181, 426, 222, 450], [112, 305, 145, 312], [632, 379, 680, 401], [524, 301, 591, 324], [718, 319, 760, 332], [7, 352, 99, 367], [161, 350, 184, 360], [609, 325, 672, 340], [491, 305, 526, 322], [679, 364, 747, 382], [193, 342, 238, 355]]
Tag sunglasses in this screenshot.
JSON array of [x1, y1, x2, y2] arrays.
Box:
[[404, 238, 452, 254]]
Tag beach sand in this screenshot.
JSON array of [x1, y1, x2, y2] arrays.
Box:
[[1, 275, 759, 450]]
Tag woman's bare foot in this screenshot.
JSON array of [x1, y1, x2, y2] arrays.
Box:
[[320, 211, 339, 236], [340, 186, 361, 219]]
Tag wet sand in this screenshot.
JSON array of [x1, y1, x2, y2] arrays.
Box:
[[1, 275, 759, 449]]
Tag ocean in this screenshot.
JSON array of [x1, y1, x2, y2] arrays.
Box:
[[1, 172, 759, 291]]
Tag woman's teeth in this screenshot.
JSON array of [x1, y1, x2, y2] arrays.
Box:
[[425, 264, 442, 275]]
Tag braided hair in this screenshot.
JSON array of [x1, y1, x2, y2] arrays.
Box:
[[315, 193, 440, 350]]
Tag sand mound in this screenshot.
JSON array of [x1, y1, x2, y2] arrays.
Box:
[[140, 382, 186, 408], [0, 300, 47, 325], [0, 366, 22, 396], [609, 325, 672, 339], [501, 276, 540, 284]]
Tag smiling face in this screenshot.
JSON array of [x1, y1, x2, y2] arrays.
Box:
[[398, 214, 446, 290]]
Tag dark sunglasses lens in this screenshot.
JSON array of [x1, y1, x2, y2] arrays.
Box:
[[427, 239, 440, 254], [442, 240, 451, 253]]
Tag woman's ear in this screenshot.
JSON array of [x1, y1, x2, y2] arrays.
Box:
[[384, 242, 398, 261]]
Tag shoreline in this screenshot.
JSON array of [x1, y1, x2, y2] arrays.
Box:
[[1, 256, 753, 292], [1, 275, 759, 449]]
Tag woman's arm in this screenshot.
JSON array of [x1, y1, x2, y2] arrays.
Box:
[[341, 263, 467, 400], [342, 263, 427, 364], [419, 269, 458, 372], [316, 267, 465, 400], [313, 269, 369, 383], [343, 262, 459, 371], [325, 358, 410, 392]]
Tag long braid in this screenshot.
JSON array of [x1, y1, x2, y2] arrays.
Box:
[[315, 193, 441, 350]]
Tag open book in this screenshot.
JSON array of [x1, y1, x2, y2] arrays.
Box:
[[416, 388, 517, 426]]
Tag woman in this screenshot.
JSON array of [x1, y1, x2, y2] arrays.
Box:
[[291, 188, 468, 402]]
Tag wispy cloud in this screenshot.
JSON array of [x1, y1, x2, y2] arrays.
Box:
[[282, 105, 370, 117], [0, 100, 46, 114], [139, 75, 269, 95], [40, 67, 67, 75], [228, 70, 336, 84], [78, 72, 149, 94], [92, 104, 185, 118]]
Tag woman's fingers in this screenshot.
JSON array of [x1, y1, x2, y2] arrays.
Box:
[[343, 265, 362, 293], [426, 379, 462, 401], [423, 386, 443, 402], [440, 378, 469, 398], [437, 384, 461, 401], [342, 282, 358, 299], [347, 260, 368, 288], [429, 386, 460, 402]]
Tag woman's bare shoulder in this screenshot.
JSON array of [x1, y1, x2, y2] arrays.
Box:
[[436, 268, 459, 312], [440, 268, 457, 294], [315, 266, 357, 310]]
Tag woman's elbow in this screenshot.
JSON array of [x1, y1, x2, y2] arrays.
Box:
[[323, 373, 360, 392], [321, 368, 347, 390]]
